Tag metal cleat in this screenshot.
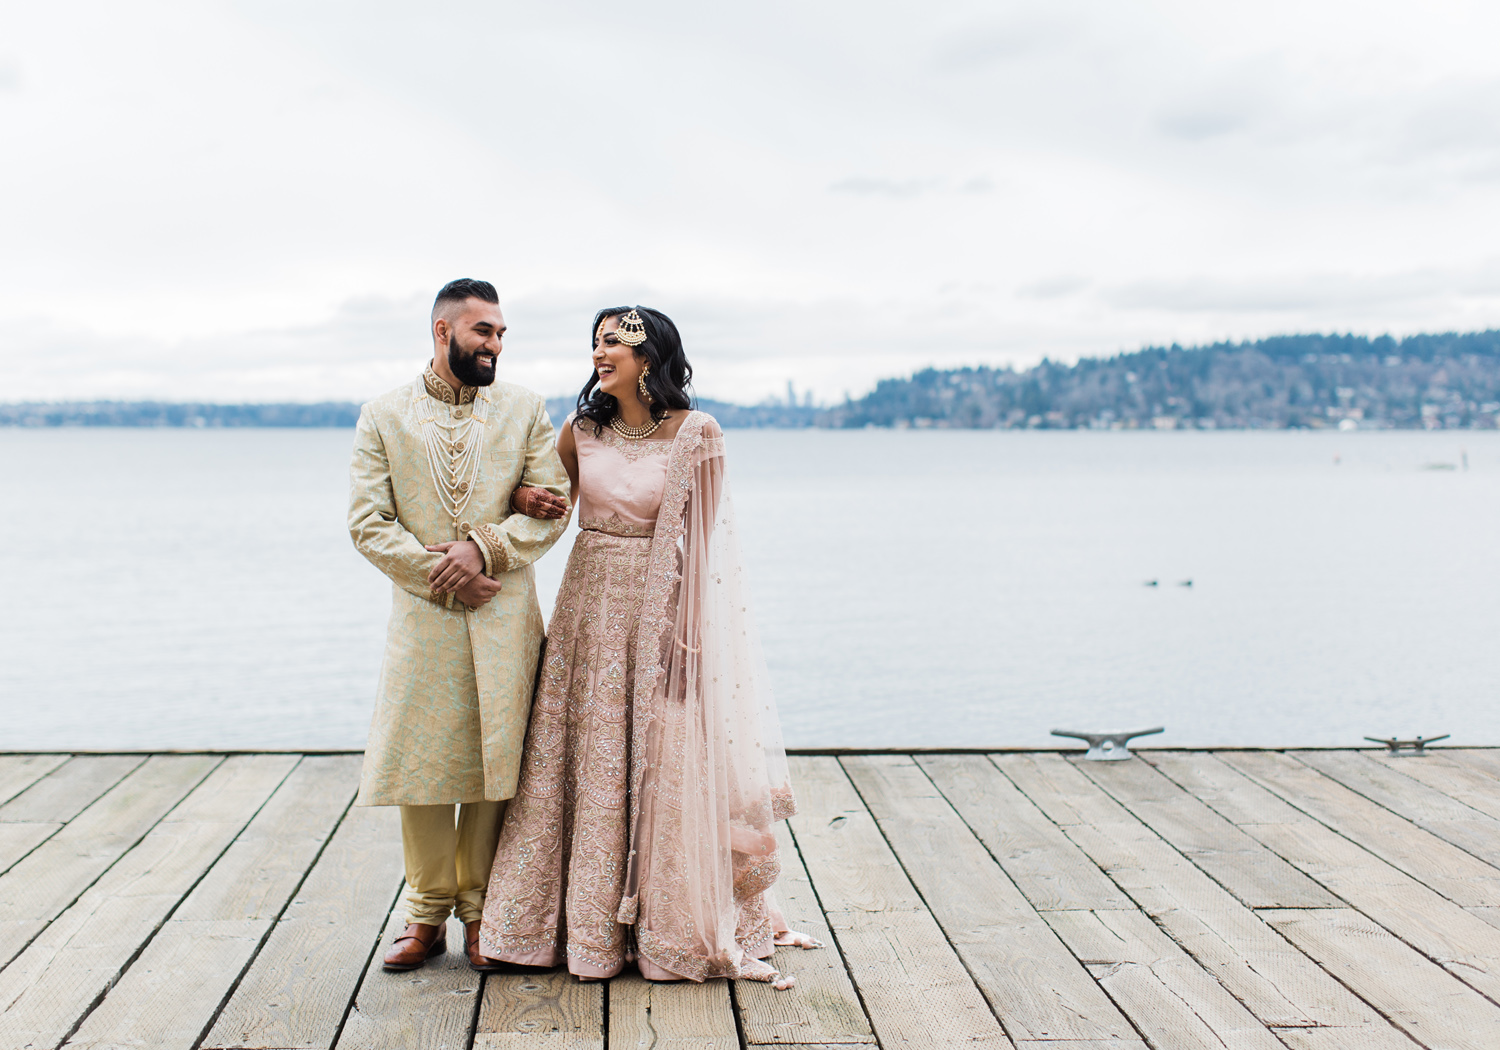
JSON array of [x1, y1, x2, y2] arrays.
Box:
[[1052, 727, 1164, 761], [1364, 734, 1450, 757]]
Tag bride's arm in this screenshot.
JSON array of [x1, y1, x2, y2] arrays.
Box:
[[513, 417, 580, 517]]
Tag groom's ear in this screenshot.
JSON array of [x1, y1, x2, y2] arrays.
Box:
[[433, 315, 451, 342]]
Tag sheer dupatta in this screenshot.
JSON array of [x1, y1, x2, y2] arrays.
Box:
[[617, 412, 796, 981]]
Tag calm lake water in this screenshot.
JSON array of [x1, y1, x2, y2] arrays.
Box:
[[1, 427, 1496, 750]]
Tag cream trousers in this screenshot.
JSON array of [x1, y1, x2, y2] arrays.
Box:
[[400, 800, 505, 926]]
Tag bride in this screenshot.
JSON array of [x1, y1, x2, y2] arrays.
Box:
[[477, 306, 818, 984]]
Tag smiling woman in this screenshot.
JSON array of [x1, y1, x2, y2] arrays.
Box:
[[476, 305, 818, 986], [574, 306, 694, 438]]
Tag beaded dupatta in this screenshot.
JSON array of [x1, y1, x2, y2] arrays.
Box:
[[617, 411, 796, 980]]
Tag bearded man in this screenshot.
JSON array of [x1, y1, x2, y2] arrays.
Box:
[[348, 278, 571, 972]]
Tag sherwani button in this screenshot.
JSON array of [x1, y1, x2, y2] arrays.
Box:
[[458, 481, 469, 493], [454, 441, 465, 452], [460, 521, 473, 533]]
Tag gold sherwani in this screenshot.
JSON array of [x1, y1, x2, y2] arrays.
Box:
[[350, 368, 569, 807]]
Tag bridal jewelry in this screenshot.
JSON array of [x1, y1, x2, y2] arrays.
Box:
[[638, 364, 653, 403], [609, 412, 664, 439], [616, 309, 648, 346]]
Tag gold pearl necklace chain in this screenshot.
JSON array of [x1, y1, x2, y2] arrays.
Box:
[[609, 413, 664, 439]]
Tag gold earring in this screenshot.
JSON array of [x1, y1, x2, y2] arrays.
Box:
[[638, 364, 653, 403]]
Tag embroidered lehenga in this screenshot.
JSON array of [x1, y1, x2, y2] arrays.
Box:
[[477, 411, 797, 981]]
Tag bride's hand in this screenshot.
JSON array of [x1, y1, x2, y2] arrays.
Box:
[[512, 486, 569, 520]]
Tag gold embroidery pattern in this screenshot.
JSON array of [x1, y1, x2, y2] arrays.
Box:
[[479, 529, 652, 970], [593, 423, 674, 463], [478, 411, 789, 980], [624, 413, 789, 980], [422, 365, 479, 404], [472, 524, 511, 575], [580, 515, 655, 538]]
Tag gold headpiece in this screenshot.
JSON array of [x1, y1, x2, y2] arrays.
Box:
[[615, 309, 648, 347]]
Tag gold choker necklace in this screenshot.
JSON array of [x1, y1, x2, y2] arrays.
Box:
[[609, 414, 664, 439]]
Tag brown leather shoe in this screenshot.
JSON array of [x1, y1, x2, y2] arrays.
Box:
[[465, 921, 505, 972], [382, 922, 447, 971]]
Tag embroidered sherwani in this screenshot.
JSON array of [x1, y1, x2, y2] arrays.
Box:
[[350, 368, 569, 808]]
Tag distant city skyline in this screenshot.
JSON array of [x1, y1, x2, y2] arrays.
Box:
[[4, 1, 1500, 404]]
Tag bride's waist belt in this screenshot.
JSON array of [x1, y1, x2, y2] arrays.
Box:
[[579, 516, 656, 539]]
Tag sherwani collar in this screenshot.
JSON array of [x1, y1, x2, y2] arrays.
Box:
[[423, 365, 479, 405]]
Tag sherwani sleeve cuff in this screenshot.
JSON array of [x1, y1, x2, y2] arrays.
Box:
[[470, 525, 511, 576]]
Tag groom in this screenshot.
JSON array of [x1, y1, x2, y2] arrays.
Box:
[[348, 278, 570, 971]]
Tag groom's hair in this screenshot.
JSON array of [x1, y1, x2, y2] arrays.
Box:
[[432, 278, 499, 321]]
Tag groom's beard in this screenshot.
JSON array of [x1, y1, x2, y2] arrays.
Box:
[[448, 335, 497, 387]]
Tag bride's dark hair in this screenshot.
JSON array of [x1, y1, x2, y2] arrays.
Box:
[[574, 305, 695, 433]]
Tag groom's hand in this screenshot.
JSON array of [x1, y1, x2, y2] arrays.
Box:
[[454, 572, 502, 610], [426, 540, 485, 595]]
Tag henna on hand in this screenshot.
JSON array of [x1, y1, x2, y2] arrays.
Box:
[[512, 486, 568, 520]]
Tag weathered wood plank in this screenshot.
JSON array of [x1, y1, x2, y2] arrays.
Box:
[[335, 908, 478, 1050], [474, 969, 602, 1049], [0, 754, 70, 808], [1145, 751, 1307, 826], [201, 804, 404, 1050], [1271, 1027, 1421, 1050], [0, 754, 144, 824], [1447, 748, 1500, 782], [608, 973, 737, 1050], [734, 822, 873, 1045], [64, 918, 268, 1050], [1012, 754, 1394, 1035], [1295, 750, 1500, 870], [0, 754, 296, 1050], [842, 756, 1136, 1044], [1151, 751, 1500, 1007], [786, 756, 1010, 1048], [1221, 750, 1500, 906], [767, 1046, 1135, 1050], [0, 756, 149, 876], [0, 754, 221, 967], [1042, 909, 1282, 1050], [67, 756, 362, 1050], [1366, 752, 1500, 823], [1264, 908, 1500, 1050], [916, 755, 1131, 912], [0, 823, 63, 880], [1083, 755, 1334, 909], [175, 755, 365, 923]]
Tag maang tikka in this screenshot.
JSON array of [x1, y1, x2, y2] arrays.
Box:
[[615, 309, 648, 347]]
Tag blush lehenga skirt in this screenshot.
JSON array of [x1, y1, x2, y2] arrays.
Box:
[[477, 525, 780, 979]]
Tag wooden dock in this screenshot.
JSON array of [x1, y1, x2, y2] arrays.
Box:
[[4, 749, 1500, 1049]]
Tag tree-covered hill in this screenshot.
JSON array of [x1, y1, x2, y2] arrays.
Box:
[[5, 331, 1499, 430], [826, 331, 1500, 430]]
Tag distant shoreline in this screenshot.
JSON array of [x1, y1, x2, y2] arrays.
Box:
[[4, 400, 1497, 431], [5, 329, 1500, 430]]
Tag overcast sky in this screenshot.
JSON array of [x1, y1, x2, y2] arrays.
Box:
[[3, 0, 1499, 404]]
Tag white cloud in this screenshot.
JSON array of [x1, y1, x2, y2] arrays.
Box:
[[1, 0, 1499, 405]]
